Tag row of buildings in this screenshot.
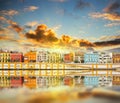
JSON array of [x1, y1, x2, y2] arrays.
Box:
[[0, 49, 120, 63], [0, 76, 120, 88]]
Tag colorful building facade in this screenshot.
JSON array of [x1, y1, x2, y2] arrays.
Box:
[[36, 51, 47, 62], [84, 52, 99, 64], [24, 51, 36, 62], [64, 52, 74, 63], [113, 53, 120, 63], [0, 52, 10, 63], [10, 52, 23, 62], [99, 52, 112, 64], [47, 52, 62, 63]]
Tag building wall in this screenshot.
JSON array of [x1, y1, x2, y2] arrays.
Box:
[[0, 52, 10, 63], [36, 51, 47, 62], [10, 53, 23, 62], [47, 52, 62, 63], [64, 52, 74, 63], [99, 52, 112, 64], [24, 51, 36, 62], [113, 53, 120, 63], [84, 52, 99, 64]]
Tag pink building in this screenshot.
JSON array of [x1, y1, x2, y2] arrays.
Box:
[[10, 52, 23, 62]]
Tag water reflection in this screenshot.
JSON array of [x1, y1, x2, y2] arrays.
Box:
[[0, 76, 120, 103], [0, 76, 119, 89]]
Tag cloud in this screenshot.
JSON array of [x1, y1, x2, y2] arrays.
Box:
[[25, 24, 58, 43], [90, 12, 120, 21], [24, 6, 39, 12], [24, 24, 94, 48], [8, 20, 23, 33], [94, 38, 120, 47], [103, 1, 120, 12], [90, 0, 120, 25], [49, 0, 67, 2], [75, 0, 91, 10], [52, 25, 62, 31], [105, 22, 120, 27], [99, 35, 120, 41], [94, 35, 120, 47], [25, 21, 38, 29], [0, 9, 18, 16]]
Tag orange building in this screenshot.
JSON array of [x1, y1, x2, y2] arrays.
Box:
[[113, 53, 120, 63], [24, 51, 36, 62], [24, 77, 36, 88]]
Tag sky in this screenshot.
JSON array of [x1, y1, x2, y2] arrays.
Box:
[[0, 0, 120, 52]]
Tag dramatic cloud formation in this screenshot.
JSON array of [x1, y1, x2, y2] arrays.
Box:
[[24, 24, 94, 48], [75, 0, 91, 10], [24, 6, 39, 12], [0, 9, 18, 16]]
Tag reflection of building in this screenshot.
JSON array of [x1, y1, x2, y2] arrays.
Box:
[[10, 52, 24, 62], [84, 52, 99, 64], [112, 76, 120, 85], [0, 77, 10, 88], [0, 52, 10, 62], [10, 77, 24, 88], [36, 51, 47, 62], [64, 52, 74, 63], [36, 77, 46, 88], [113, 53, 120, 63], [24, 51, 36, 62], [24, 77, 36, 88], [74, 52, 84, 63], [47, 52, 62, 63], [98, 76, 112, 87], [84, 76, 99, 86], [99, 52, 112, 64], [63, 76, 73, 86]]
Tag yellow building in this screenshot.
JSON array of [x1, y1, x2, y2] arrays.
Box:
[[113, 53, 120, 63], [0, 52, 10, 63], [24, 51, 36, 62], [47, 52, 62, 63]]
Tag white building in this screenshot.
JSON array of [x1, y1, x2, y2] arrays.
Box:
[[36, 51, 48, 62], [99, 52, 112, 64]]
